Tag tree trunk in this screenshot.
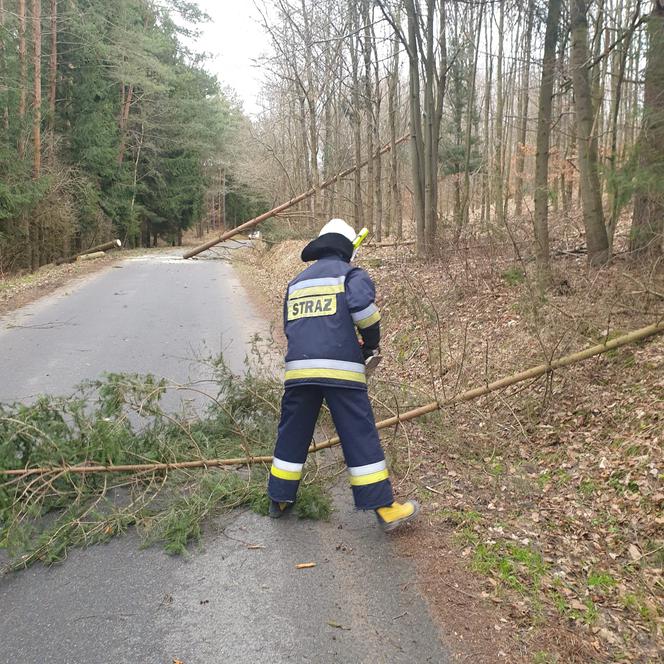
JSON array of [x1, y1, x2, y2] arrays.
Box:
[[606, 23, 631, 249], [31, 0, 42, 269], [514, 0, 535, 217], [301, 0, 319, 222], [422, 0, 446, 252], [18, 0, 27, 155], [388, 12, 401, 238], [460, 6, 482, 229], [533, 0, 562, 286], [371, 18, 383, 243], [220, 167, 226, 229], [350, 2, 364, 228], [48, 0, 57, 162], [405, 0, 425, 255], [362, 0, 375, 235], [493, 1, 505, 227], [33, 0, 42, 179], [117, 84, 133, 166], [0, 0, 8, 130], [630, 0, 664, 258], [571, 0, 609, 266], [480, 19, 492, 228]]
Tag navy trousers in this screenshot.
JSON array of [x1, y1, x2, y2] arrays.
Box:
[[267, 385, 394, 510]]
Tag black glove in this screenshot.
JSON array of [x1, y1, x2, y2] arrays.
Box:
[[362, 346, 379, 361]]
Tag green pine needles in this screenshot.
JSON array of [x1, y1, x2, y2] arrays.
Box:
[[0, 359, 331, 573]]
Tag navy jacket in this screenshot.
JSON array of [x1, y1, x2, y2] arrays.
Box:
[[283, 233, 381, 390]]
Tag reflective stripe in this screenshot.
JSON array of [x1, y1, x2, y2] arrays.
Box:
[[357, 310, 381, 329], [271, 465, 302, 481], [289, 283, 344, 299], [351, 303, 378, 323], [285, 359, 367, 384], [272, 457, 303, 473], [285, 359, 365, 373], [349, 469, 390, 486], [289, 276, 346, 299], [285, 368, 366, 384], [347, 460, 387, 477], [352, 303, 381, 329]]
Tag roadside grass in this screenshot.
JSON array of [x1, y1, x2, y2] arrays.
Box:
[[0, 359, 332, 572]]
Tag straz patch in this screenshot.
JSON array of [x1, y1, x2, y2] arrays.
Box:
[[287, 294, 337, 320]]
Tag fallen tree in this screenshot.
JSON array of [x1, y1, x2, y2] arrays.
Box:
[[3, 319, 662, 478], [55, 239, 122, 265], [182, 136, 409, 259]]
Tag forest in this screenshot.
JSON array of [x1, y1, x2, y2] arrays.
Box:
[[0, 0, 266, 273], [1, 0, 663, 275], [245, 0, 663, 280]]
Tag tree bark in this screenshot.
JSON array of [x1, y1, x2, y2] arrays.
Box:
[[404, 0, 426, 255], [571, 0, 610, 266], [33, 0, 42, 179], [117, 84, 133, 166], [533, 0, 562, 286], [301, 0, 319, 222], [220, 167, 226, 230], [0, 0, 8, 130], [48, 0, 57, 162], [514, 0, 534, 217], [480, 18, 492, 228], [371, 17, 383, 242], [388, 11, 401, 238], [348, 1, 364, 228], [493, 1, 505, 227], [460, 6, 482, 230], [18, 0, 27, 155], [630, 0, 664, 258], [362, 0, 375, 234]]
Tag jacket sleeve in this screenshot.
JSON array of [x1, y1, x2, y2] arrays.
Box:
[[345, 267, 381, 350]]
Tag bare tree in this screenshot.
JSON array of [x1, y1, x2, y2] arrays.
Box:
[[630, 0, 664, 257], [533, 0, 563, 285], [571, 0, 610, 266], [514, 0, 535, 218], [379, 0, 447, 255]]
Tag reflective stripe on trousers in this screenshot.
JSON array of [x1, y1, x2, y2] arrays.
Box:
[[347, 460, 389, 486], [270, 457, 303, 481]]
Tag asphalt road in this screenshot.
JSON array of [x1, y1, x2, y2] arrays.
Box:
[[0, 249, 449, 663], [0, 250, 269, 409]]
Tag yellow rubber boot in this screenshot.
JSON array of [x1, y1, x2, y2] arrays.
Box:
[[375, 500, 420, 532]]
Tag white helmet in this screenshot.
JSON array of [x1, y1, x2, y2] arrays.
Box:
[[318, 218, 357, 244]]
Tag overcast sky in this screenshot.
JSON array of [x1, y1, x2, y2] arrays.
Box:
[[188, 1, 270, 116]]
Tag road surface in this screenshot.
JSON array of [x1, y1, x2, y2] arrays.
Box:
[[0, 249, 448, 663], [0, 250, 268, 410]]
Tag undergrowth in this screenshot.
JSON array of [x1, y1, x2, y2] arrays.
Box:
[[0, 358, 332, 572]]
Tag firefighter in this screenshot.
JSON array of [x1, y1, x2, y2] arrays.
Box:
[[267, 218, 419, 532]]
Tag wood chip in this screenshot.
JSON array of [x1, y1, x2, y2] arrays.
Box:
[[327, 621, 351, 630], [295, 562, 316, 569]]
